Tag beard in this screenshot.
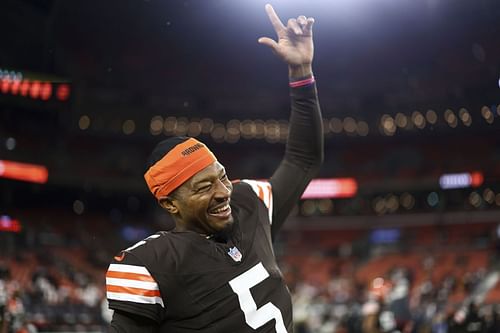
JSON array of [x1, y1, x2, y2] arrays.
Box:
[[212, 221, 235, 243]]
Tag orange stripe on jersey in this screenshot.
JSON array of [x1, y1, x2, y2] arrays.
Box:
[[106, 285, 161, 297], [106, 271, 155, 282], [258, 185, 265, 201]]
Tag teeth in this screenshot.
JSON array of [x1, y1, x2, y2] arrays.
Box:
[[211, 204, 229, 214]]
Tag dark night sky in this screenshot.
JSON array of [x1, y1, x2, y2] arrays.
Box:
[[2, 0, 500, 120]]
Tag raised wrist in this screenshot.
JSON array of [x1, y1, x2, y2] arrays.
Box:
[[288, 64, 313, 79]]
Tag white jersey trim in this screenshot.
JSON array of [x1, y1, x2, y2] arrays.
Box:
[[106, 277, 159, 290], [107, 292, 164, 307], [108, 264, 151, 275]]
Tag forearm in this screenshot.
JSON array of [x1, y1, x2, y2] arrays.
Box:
[[269, 78, 324, 238], [284, 77, 323, 169]]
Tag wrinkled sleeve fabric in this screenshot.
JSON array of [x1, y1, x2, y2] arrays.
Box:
[[110, 310, 159, 333], [269, 82, 324, 240], [106, 252, 165, 322], [106, 240, 166, 332]]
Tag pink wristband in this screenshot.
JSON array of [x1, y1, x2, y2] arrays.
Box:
[[289, 76, 315, 88]]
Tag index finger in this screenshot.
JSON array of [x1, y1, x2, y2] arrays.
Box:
[[265, 4, 285, 34]]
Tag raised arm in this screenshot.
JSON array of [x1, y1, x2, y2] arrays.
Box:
[[259, 5, 324, 239]]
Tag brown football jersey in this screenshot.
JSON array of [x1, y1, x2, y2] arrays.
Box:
[[106, 180, 293, 332]]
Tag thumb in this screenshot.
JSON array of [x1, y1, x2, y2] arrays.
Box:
[[258, 37, 279, 51]]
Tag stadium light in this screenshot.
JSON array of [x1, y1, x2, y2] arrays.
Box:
[[301, 178, 358, 199], [0, 215, 21, 233], [0, 68, 71, 102], [0, 160, 49, 184], [439, 171, 483, 190]]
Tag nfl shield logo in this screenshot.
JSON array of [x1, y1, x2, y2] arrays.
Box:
[[227, 247, 242, 262]]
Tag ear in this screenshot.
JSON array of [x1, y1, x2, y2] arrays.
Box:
[[159, 196, 179, 214]]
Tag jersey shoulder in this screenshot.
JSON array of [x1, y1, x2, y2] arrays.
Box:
[[114, 231, 178, 272], [233, 179, 273, 223], [106, 232, 176, 322]]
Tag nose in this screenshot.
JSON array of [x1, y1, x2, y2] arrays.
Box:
[[213, 179, 231, 200]]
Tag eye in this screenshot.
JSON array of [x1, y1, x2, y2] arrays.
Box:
[[198, 185, 211, 192], [196, 184, 212, 193], [221, 173, 228, 181]]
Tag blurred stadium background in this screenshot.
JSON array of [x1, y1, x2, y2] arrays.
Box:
[[1, 0, 500, 332]]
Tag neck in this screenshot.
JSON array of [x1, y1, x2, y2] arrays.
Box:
[[173, 224, 212, 238]]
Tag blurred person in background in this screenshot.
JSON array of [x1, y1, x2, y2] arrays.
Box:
[[0, 275, 6, 333], [106, 4, 323, 332]]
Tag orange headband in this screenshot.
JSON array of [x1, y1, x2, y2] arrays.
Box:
[[144, 138, 217, 199]]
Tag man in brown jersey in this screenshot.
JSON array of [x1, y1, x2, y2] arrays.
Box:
[[107, 4, 323, 332]]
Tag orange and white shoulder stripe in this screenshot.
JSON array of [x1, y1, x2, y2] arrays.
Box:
[[106, 264, 164, 307], [241, 179, 273, 224]]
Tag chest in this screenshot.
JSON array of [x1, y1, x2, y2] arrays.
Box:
[[155, 211, 288, 328]]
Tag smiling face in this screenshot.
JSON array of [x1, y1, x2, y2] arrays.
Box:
[[160, 161, 234, 235]]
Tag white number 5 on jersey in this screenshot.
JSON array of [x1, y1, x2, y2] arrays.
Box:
[[229, 262, 287, 333]]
